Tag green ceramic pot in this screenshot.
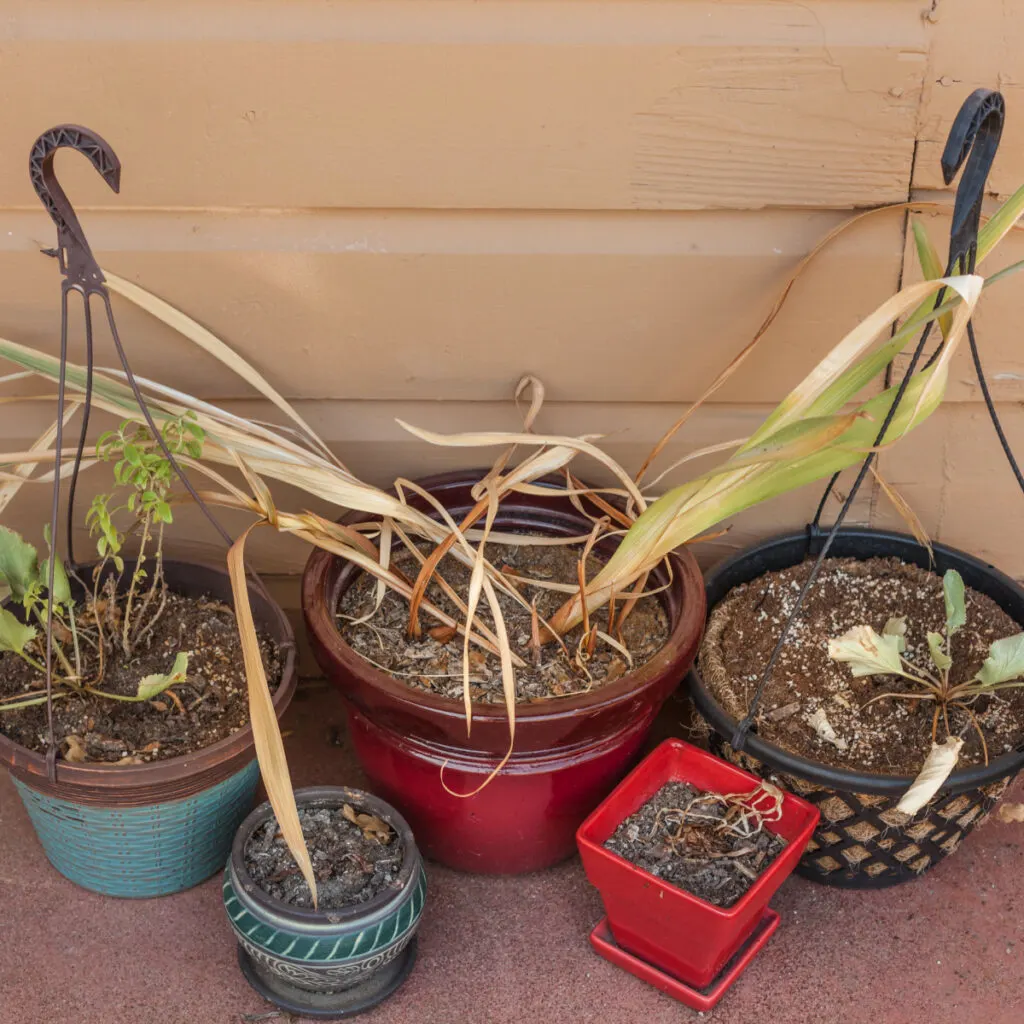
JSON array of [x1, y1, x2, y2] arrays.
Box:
[[224, 786, 426, 1020]]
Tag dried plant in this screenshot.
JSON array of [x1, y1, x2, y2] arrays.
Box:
[[828, 569, 1024, 814]]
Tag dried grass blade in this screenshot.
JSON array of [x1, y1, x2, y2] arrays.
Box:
[[227, 525, 317, 906], [103, 271, 342, 470]]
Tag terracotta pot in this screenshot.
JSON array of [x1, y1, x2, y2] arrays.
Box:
[[577, 738, 818, 1010], [301, 470, 706, 873], [225, 786, 426, 1020], [0, 560, 297, 897]]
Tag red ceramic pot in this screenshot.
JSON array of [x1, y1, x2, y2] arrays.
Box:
[[301, 470, 706, 874], [577, 738, 819, 989]]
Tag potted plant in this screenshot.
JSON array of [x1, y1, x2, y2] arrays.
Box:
[[689, 529, 1024, 888], [0, 413, 296, 897], [576, 738, 818, 1011], [224, 785, 426, 1019], [302, 470, 706, 873]]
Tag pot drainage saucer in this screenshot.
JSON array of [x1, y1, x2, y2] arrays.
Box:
[[588, 909, 779, 1012], [237, 937, 417, 1020]]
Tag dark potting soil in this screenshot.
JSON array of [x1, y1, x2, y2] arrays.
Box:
[[245, 804, 404, 910], [605, 781, 787, 908], [0, 591, 281, 764], [337, 542, 669, 704], [701, 557, 1024, 775]]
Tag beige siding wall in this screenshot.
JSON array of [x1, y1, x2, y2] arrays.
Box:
[[1, 1, 1021, 589]]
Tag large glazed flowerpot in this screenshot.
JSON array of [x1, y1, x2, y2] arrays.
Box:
[[688, 528, 1024, 889], [224, 785, 426, 1020], [302, 470, 706, 874], [1, 560, 297, 898]]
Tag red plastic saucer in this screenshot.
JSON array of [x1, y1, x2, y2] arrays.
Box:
[[588, 908, 780, 1012]]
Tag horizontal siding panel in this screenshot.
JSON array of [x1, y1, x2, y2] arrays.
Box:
[[0, 207, 905, 403], [913, 0, 1024, 199], [875, 404, 1024, 577], [0, 398, 874, 573], [0, 1, 925, 210]]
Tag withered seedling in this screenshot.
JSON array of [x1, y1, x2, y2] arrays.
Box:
[[828, 569, 1024, 812]]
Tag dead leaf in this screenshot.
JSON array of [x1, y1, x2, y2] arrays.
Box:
[[141, 741, 161, 753], [115, 754, 144, 765], [428, 625, 457, 644], [63, 735, 87, 763], [998, 802, 1024, 823], [896, 737, 964, 816], [342, 802, 392, 843], [806, 708, 848, 752], [603, 656, 626, 684]]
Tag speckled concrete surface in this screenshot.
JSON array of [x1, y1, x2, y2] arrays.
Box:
[[1, 683, 1022, 1024]]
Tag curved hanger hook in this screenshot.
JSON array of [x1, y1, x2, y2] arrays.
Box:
[[29, 124, 121, 289], [941, 88, 1004, 269]]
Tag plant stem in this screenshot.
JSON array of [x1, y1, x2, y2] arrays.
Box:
[[122, 511, 151, 654], [131, 519, 164, 646], [30, 606, 76, 679], [68, 603, 82, 680], [90, 560, 107, 686]]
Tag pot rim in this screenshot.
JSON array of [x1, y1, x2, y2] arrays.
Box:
[[301, 469, 707, 724], [0, 558, 297, 791], [229, 785, 419, 925], [577, 739, 819, 922], [688, 527, 1024, 795]]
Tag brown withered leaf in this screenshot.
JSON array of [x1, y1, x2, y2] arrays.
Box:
[[428, 625, 457, 644], [115, 754, 144, 765], [63, 736, 88, 763], [342, 802, 392, 844]]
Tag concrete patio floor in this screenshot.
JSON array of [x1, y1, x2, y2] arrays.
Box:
[[2, 679, 1022, 1024]]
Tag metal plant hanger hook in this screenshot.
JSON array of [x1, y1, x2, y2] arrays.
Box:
[[30, 125, 121, 290], [729, 89, 1013, 754], [942, 88, 1005, 274], [31, 124, 244, 780]]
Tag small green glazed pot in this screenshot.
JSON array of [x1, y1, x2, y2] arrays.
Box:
[[224, 786, 426, 1020]]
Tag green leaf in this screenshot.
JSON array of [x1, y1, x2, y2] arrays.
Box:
[[828, 625, 906, 678], [0, 527, 39, 600], [0, 606, 37, 655], [155, 501, 173, 524], [926, 631, 952, 672], [123, 444, 142, 466], [883, 616, 907, 654], [911, 220, 953, 339], [137, 652, 189, 700], [943, 570, 966, 636], [976, 633, 1024, 687], [113, 555, 124, 573], [40, 555, 72, 606]]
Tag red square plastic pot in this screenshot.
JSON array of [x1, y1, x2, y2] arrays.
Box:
[[577, 738, 819, 990]]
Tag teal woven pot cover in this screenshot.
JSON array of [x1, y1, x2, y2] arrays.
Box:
[[224, 786, 426, 1002], [13, 759, 259, 898]]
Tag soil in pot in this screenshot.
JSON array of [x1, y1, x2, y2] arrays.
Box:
[[245, 802, 405, 910], [605, 780, 787, 907], [0, 590, 281, 764], [701, 556, 1024, 775], [337, 542, 669, 703]]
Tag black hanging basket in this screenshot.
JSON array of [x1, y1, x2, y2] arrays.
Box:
[[688, 528, 1024, 889]]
